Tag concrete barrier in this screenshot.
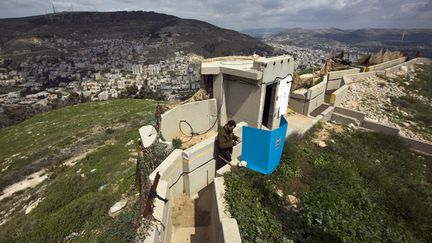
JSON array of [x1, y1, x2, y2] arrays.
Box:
[[342, 71, 378, 84], [160, 99, 218, 141], [361, 118, 400, 136], [211, 177, 242, 243], [326, 68, 361, 91], [399, 135, 432, 155], [365, 57, 407, 72], [333, 107, 366, 123], [329, 85, 348, 107], [290, 81, 327, 115], [150, 149, 184, 198], [384, 57, 431, 75]]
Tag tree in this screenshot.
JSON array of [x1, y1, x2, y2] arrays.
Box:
[[123, 84, 139, 97], [68, 91, 80, 104]]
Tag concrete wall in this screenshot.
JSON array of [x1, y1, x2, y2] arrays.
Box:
[[160, 99, 218, 141], [253, 56, 295, 84], [210, 177, 242, 243], [362, 118, 400, 136], [145, 120, 247, 243], [328, 85, 349, 107], [326, 68, 361, 92], [289, 80, 327, 115], [146, 149, 185, 243], [225, 78, 263, 127], [365, 57, 407, 71], [384, 57, 431, 75]]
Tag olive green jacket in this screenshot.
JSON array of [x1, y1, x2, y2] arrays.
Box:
[[217, 126, 239, 149]]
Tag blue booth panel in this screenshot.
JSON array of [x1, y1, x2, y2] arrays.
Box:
[[241, 117, 288, 174]]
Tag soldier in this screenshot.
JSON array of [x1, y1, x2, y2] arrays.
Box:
[[217, 120, 241, 162]]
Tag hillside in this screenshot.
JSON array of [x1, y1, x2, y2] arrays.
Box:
[[0, 99, 167, 241], [0, 11, 273, 60], [225, 123, 432, 242], [259, 28, 432, 57]]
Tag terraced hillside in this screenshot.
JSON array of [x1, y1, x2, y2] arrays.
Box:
[[0, 99, 164, 241]]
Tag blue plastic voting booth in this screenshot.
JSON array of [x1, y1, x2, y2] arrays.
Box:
[[241, 117, 288, 174]]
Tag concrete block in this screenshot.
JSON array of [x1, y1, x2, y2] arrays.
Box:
[[149, 149, 185, 199], [331, 113, 360, 126], [326, 78, 341, 91], [320, 106, 334, 122], [216, 164, 232, 177], [306, 80, 327, 100], [330, 85, 348, 106], [305, 92, 325, 115], [291, 88, 307, 99], [367, 57, 407, 71], [221, 219, 242, 243], [184, 159, 216, 198], [399, 136, 432, 155], [327, 68, 361, 80], [289, 98, 306, 114], [150, 149, 183, 182], [362, 118, 399, 136], [334, 106, 366, 123]]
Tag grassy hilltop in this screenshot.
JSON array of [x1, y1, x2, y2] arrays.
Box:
[[0, 99, 160, 242]]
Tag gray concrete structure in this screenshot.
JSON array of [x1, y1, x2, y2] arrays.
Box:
[[201, 56, 295, 129], [160, 99, 217, 141]]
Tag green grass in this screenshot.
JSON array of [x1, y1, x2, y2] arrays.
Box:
[[0, 86, 21, 95], [0, 99, 157, 190], [224, 125, 432, 242], [0, 99, 161, 242]]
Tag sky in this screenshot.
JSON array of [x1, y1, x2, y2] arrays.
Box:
[[0, 0, 431, 30]]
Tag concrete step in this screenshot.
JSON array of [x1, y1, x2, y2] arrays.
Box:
[[172, 226, 210, 243]]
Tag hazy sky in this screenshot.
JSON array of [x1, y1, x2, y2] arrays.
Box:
[[0, 0, 431, 30]]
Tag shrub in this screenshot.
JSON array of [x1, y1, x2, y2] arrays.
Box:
[[172, 138, 182, 149]]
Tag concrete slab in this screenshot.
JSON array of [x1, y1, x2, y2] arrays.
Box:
[[221, 219, 242, 243], [139, 125, 157, 148], [285, 113, 315, 137], [184, 159, 216, 198]]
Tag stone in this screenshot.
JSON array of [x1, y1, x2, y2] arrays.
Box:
[[287, 195, 299, 205], [109, 199, 128, 216], [317, 141, 327, 148], [125, 140, 135, 147], [98, 184, 109, 191], [276, 189, 284, 198]]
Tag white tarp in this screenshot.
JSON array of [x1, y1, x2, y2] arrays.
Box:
[[278, 74, 293, 116]]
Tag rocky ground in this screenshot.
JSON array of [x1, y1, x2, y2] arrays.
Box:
[[341, 70, 431, 143]]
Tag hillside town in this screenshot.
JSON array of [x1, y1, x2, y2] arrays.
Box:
[[0, 36, 201, 125]]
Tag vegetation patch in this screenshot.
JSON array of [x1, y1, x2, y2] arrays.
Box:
[[225, 125, 432, 242], [0, 99, 169, 242]]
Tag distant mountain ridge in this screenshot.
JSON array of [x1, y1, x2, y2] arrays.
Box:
[[259, 28, 432, 57], [0, 11, 274, 59]]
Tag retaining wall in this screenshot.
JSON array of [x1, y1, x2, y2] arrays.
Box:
[[365, 57, 407, 71], [326, 68, 361, 91], [160, 99, 218, 141], [289, 80, 326, 115], [384, 57, 431, 75]]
